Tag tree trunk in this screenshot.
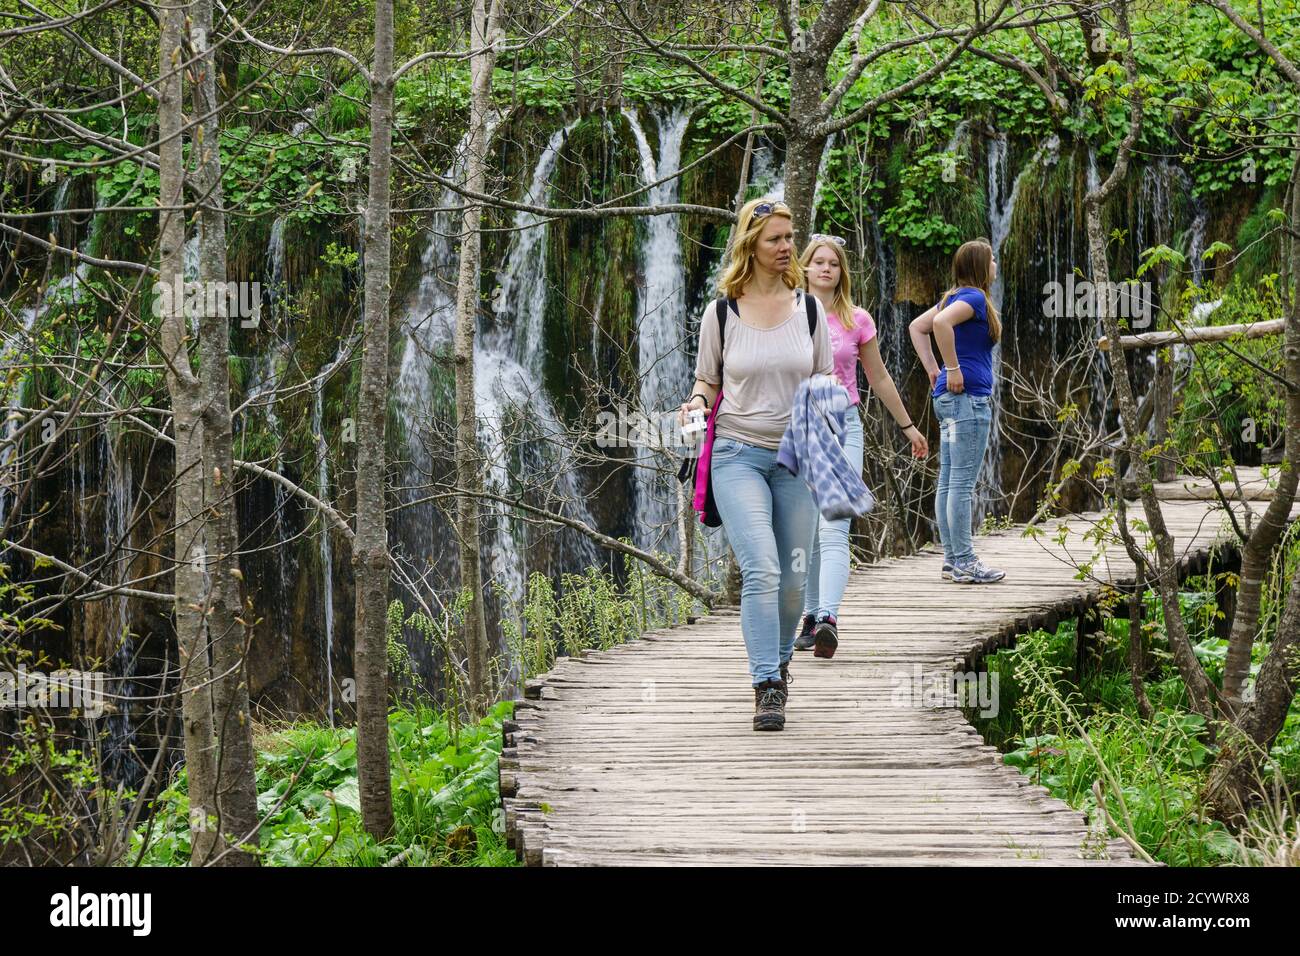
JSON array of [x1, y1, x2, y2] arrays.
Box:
[[1219, 138, 1300, 712], [1084, 0, 1216, 725], [781, 130, 825, 250], [189, 0, 260, 865], [1088, 195, 1216, 721], [454, 0, 502, 717], [157, 1, 219, 867], [353, 0, 396, 841], [1202, 134, 1300, 820], [1152, 348, 1175, 482]]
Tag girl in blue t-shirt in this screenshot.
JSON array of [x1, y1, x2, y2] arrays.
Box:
[[908, 238, 1006, 584]]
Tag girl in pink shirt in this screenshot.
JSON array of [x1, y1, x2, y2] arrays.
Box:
[[795, 235, 928, 658]]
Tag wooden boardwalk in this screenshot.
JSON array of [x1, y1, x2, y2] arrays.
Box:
[[500, 469, 1293, 866]]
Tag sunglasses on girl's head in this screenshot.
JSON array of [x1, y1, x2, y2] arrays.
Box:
[[809, 233, 847, 247], [752, 200, 790, 218]]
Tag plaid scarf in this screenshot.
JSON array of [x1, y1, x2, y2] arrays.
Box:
[[776, 374, 874, 520]]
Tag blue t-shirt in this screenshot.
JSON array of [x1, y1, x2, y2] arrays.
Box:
[[932, 287, 995, 397]]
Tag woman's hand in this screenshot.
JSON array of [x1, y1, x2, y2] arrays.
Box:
[[904, 426, 928, 459], [679, 395, 707, 427], [926, 366, 939, 390], [945, 367, 965, 394]]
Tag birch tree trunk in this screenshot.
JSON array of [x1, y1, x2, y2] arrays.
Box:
[[157, 1, 219, 866], [1085, 0, 1217, 724], [453, 0, 502, 716], [353, 0, 396, 839], [1202, 128, 1300, 819], [189, 0, 259, 864]]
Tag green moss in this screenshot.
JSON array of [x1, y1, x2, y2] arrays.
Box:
[[1234, 186, 1285, 285]]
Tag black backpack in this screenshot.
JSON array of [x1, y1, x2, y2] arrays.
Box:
[[675, 290, 820, 527]]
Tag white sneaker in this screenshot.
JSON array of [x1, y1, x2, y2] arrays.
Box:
[[951, 558, 1005, 584]]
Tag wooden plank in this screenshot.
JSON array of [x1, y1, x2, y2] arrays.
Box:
[[501, 476, 1291, 866]]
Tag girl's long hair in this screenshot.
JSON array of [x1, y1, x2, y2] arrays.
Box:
[[799, 238, 856, 330], [940, 238, 1001, 343], [718, 197, 803, 298]]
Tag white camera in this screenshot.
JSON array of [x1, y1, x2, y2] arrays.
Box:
[[682, 407, 708, 440]]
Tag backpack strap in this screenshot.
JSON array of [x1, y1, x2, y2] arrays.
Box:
[[714, 292, 815, 368], [715, 297, 734, 375]]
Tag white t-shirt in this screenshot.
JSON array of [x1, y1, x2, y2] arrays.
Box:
[[693, 289, 834, 450]]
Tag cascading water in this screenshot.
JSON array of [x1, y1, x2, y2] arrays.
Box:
[[311, 380, 334, 725], [2, 181, 92, 532], [623, 106, 693, 554], [99, 431, 139, 790], [490, 120, 579, 369], [265, 216, 287, 317], [975, 134, 1060, 521], [394, 129, 600, 676]]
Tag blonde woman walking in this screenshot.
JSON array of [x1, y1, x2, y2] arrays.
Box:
[[794, 234, 928, 657], [678, 197, 833, 731]]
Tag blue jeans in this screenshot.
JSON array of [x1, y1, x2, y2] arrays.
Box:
[[932, 390, 992, 565], [710, 436, 818, 686], [803, 410, 864, 620]]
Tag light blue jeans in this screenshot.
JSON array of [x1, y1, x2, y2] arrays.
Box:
[[932, 390, 993, 566], [803, 410, 864, 621], [710, 435, 818, 686]]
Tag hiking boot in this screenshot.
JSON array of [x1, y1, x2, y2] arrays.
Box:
[[813, 613, 839, 659], [941, 562, 954, 581], [753, 678, 788, 731], [951, 558, 1006, 584], [794, 613, 817, 651]]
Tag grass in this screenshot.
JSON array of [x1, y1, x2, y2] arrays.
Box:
[[970, 588, 1300, 866], [129, 701, 518, 867]]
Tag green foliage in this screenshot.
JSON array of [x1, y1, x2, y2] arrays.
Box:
[[130, 702, 517, 867], [496, 544, 709, 684], [1168, 275, 1286, 467], [975, 575, 1300, 865]]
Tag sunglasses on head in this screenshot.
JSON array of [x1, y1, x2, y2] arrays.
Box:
[[809, 233, 847, 247], [751, 199, 790, 218]]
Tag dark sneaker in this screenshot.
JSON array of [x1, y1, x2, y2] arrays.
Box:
[[753, 678, 787, 731], [951, 558, 1006, 584], [794, 613, 817, 651], [813, 614, 839, 659]]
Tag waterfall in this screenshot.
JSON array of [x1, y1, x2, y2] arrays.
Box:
[[491, 120, 579, 369], [251, 216, 297, 687], [2, 182, 92, 532], [100, 432, 139, 790], [623, 106, 693, 554], [394, 130, 600, 671], [266, 216, 287, 318], [312, 364, 335, 726], [976, 134, 1059, 521]]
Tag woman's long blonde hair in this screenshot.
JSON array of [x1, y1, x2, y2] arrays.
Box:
[[940, 238, 1001, 342], [718, 197, 803, 298], [799, 238, 857, 330]]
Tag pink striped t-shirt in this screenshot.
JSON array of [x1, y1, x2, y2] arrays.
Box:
[[826, 306, 877, 405]]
